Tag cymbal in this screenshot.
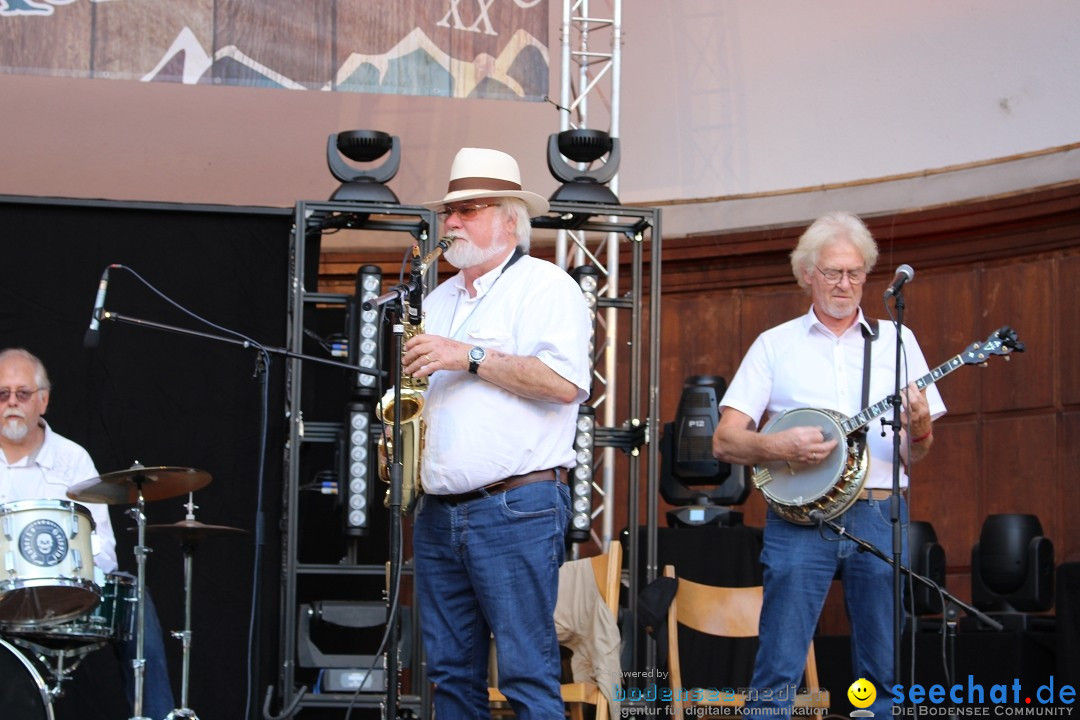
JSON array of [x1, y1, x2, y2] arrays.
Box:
[[142, 519, 248, 544], [67, 466, 212, 505]]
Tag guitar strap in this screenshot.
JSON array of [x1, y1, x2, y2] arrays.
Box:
[[858, 318, 879, 452]]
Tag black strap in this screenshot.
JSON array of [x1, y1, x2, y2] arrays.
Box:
[[861, 318, 879, 408], [857, 319, 879, 450]]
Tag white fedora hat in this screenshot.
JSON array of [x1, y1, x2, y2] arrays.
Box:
[[423, 147, 549, 218]]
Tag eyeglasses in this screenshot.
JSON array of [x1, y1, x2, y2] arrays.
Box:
[[436, 203, 495, 221], [816, 267, 867, 285], [0, 388, 45, 403]]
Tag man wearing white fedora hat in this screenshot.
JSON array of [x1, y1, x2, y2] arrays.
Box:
[[402, 147, 592, 718]]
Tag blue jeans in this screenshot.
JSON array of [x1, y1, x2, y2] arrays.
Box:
[[116, 586, 176, 719], [744, 497, 908, 719], [414, 479, 570, 719]]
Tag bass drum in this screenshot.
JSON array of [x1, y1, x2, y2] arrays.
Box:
[[0, 637, 55, 719]]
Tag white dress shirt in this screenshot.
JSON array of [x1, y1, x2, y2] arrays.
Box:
[[721, 306, 947, 490], [420, 253, 592, 494]]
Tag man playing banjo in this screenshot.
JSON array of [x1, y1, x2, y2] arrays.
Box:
[[712, 211, 946, 718]]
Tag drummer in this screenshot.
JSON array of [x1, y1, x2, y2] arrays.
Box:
[[0, 347, 176, 719]]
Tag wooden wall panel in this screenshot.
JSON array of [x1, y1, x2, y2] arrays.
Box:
[[979, 259, 1055, 413], [1060, 254, 1080, 407], [657, 290, 742, 423], [909, 419, 980, 574], [982, 414, 1059, 536], [1060, 412, 1080, 562]]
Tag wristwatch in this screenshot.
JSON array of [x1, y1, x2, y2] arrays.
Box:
[[468, 346, 486, 374]]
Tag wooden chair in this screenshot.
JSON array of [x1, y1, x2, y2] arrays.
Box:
[[663, 565, 829, 719], [490, 542, 622, 719]]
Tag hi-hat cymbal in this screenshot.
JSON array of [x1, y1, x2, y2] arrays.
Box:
[[142, 519, 248, 544], [67, 466, 212, 505]]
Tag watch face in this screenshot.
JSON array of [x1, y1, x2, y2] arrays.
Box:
[[469, 346, 485, 362]]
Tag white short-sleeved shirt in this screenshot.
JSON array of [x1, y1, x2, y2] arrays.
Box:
[[0, 422, 118, 573], [420, 252, 592, 494], [720, 306, 947, 490]]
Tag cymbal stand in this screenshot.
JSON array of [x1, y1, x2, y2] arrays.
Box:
[[128, 480, 151, 720], [167, 495, 200, 720]]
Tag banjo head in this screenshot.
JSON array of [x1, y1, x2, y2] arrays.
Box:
[[752, 407, 868, 524]]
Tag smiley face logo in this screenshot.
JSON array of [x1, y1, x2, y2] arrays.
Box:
[[847, 677, 877, 709]]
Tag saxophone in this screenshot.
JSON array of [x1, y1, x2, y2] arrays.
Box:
[[376, 237, 453, 513]]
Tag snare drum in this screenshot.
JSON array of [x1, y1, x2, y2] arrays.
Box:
[[0, 500, 100, 626], [2, 574, 135, 652], [0, 637, 55, 719]]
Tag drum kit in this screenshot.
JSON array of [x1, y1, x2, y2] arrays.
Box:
[[0, 464, 246, 720]]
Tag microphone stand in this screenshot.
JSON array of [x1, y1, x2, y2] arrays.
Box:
[[97, 310, 384, 380], [814, 515, 1001, 717], [362, 256, 425, 720], [885, 287, 906, 682]]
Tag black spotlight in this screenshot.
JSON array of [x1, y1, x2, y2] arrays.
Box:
[[327, 130, 401, 203], [971, 513, 1055, 629], [660, 375, 749, 527], [546, 129, 620, 204], [905, 521, 946, 617]]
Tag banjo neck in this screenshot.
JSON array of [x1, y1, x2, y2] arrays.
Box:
[[839, 353, 964, 437], [839, 325, 1024, 437]]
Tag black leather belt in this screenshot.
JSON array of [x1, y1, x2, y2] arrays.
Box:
[[436, 467, 567, 505]]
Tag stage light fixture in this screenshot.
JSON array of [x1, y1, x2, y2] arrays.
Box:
[[905, 521, 946, 616], [341, 402, 377, 536], [348, 265, 383, 396], [661, 375, 749, 527], [972, 513, 1055, 615], [327, 130, 401, 203], [570, 264, 599, 376], [546, 129, 620, 205], [567, 404, 596, 543]]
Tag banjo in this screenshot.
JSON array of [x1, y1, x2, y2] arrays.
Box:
[[752, 326, 1024, 525]]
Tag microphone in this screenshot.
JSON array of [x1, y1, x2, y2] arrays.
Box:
[[808, 510, 826, 526], [83, 266, 113, 348], [883, 264, 914, 299]]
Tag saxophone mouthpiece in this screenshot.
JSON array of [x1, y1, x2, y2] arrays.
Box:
[[420, 237, 455, 271]]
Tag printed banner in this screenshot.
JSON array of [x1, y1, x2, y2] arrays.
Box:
[[0, 0, 549, 100]]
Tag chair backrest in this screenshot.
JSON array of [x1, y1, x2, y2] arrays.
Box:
[[662, 564, 826, 718], [591, 541, 622, 616]]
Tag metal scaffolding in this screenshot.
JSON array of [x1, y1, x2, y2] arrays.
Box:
[[554, 0, 631, 552]]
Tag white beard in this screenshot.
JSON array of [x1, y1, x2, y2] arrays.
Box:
[[1, 415, 29, 442], [444, 237, 509, 269]]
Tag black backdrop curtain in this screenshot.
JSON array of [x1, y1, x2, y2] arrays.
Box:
[[0, 196, 291, 720]]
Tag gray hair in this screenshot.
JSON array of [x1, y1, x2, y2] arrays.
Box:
[[0, 348, 51, 390], [790, 211, 879, 290], [497, 198, 532, 253]]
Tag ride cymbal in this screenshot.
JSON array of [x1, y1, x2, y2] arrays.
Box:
[[142, 519, 248, 544], [67, 466, 212, 505]]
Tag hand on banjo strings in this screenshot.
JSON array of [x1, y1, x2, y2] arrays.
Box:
[[899, 380, 932, 437], [778, 425, 838, 464]]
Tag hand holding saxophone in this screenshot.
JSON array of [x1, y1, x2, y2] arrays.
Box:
[[402, 334, 473, 378]]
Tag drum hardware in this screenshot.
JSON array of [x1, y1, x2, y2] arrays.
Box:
[[0, 636, 56, 720], [144, 493, 247, 720], [68, 463, 213, 720], [0, 500, 100, 626]]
